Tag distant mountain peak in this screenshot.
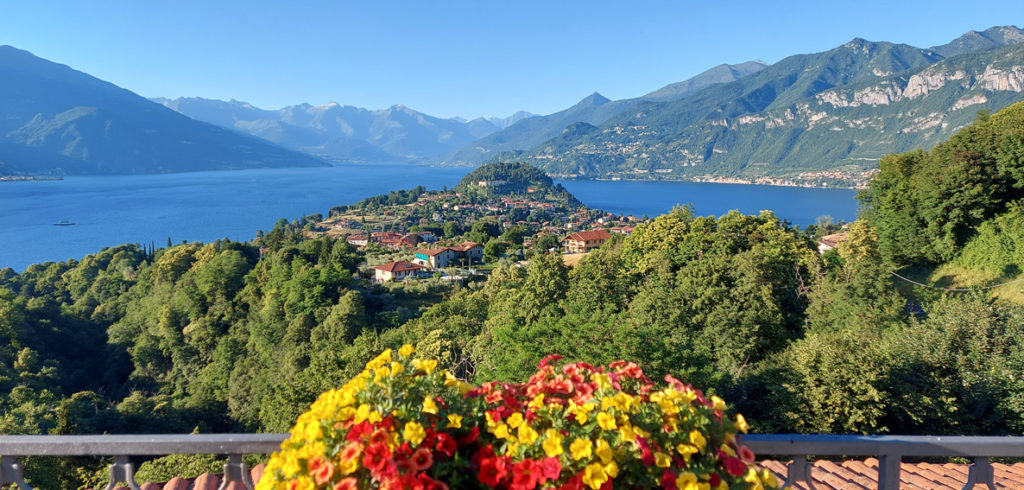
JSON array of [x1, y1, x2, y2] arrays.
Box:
[[575, 92, 611, 107]]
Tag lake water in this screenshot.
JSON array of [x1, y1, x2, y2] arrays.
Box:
[[1, 164, 858, 271]]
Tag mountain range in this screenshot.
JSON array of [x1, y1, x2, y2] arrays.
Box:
[[152, 97, 536, 163], [482, 26, 1024, 186], [0, 46, 326, 176], [3, 25, 1023, 182]]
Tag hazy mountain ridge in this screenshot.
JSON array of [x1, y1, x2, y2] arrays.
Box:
[[154, 97, 531, 163], [497, 28, 1024, 186], [0, 46, 326, 176]]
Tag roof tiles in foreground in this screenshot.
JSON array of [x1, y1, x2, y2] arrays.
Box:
[[758, 458, 1024, 489]]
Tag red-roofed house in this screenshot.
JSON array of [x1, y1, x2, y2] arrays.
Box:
[[373, 261, 426, 283], [563, 230, 612, 254], [449, 241, 483, 265], [414, 247, 456, 269]]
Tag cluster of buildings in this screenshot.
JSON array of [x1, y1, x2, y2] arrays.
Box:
[[372, 241, 484, 284], [346, 231, 437, 250]]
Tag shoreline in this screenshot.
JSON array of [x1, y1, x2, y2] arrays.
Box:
[[0, 175, 64, 182], [549, 174, 868, 190]]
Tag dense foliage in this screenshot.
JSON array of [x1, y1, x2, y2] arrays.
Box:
[[456, 162, 581, 206], [862, 101, 1024, 266]]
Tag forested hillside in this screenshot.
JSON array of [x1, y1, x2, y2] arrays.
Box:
[[2, 105, 1024, 485]]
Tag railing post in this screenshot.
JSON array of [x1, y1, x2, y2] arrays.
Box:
[[962, 457, 996, 490], [218, 454, 256, 490], [784, 455, 816, 489], [103, 455, 141, 490], [0, 455, 32, 490], [877, 453, 901, 490]]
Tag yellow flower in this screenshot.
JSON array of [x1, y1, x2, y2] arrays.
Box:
[[734, 413, 749, 433], [404, 421, 426, 445], [505, 440, 519, 456], [493, 423, 512, 440], [604, 461, 618, 478], [676, 443, 698, 462], [529, 394, 545, 410], [518, 424, 539, 445], [543, 429, 564, 457], [367, 410, 382, 424], [654, 451, 671, 468], [711, 395, 727, 411], [391, 361, 405, 375], [412, 358, 437, 374], [287, 476, 315, 490], [506, 412, 524, 429], [675, 472, 698, 490], [760, 468, 779, 488], [582, 462, 608, 490], [595, 439, 613, 464], [590, 373, 613, 390], [355, 404, 371, 423], [337, 456, 358, 475], [447, 414, 463, 429], [398, 344, 415, 357], [602, 392, 633, 412], [596, 412, 617, 431], [422, 397, 438, 414], [689, 430, 707, 452], [570, 438, 592, 461]]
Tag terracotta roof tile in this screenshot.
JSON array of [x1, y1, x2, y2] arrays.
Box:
[[757, 459, 1024, 489], [373, 260, 425, 273], [160, 477, 190, 490], [565, 230, 611, 242], [192, 473, 219, 489]]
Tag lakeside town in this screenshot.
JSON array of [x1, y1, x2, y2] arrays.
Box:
[[311, 165, 643, 284]]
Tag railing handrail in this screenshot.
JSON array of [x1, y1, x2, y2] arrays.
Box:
[[0, 433, 1021, 489], [0, 433, 288, 456], [740, 433, 1024, 457]]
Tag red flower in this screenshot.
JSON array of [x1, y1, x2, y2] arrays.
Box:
[[418, 474, 449, 490], [478, 456, 508, 487], [364, 442, 397, 479], [347, 421, 371, 441], [411, 446, 434, 471], [558, 473, 584, 490], [509, 459, 540, 490], [369, 428, 391, 446], [334, 477, 358, 490], [472, 445, 495, 465], [538, 354, 563, 369], [390, 472, 425, 490], [339, 441, 364, 464], [540, 457, 561, 482], [708, 473, 722, 487], [637, 437, 654, 466], [725, 456, 747, 476], [307, 456, 334, 485], [434, 432, 457, 458], [660, 469, 677, 490], [739, 444, 756, 463], [461, 425, 480, 445]]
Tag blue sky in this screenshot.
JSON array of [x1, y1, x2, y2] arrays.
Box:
[[1, 1, 1022, 119]]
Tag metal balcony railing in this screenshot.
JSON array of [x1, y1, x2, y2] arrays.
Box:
[[740, 434, 1024, 489], [0, 433, 287, 490], [0, 433, 1021, 489]]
